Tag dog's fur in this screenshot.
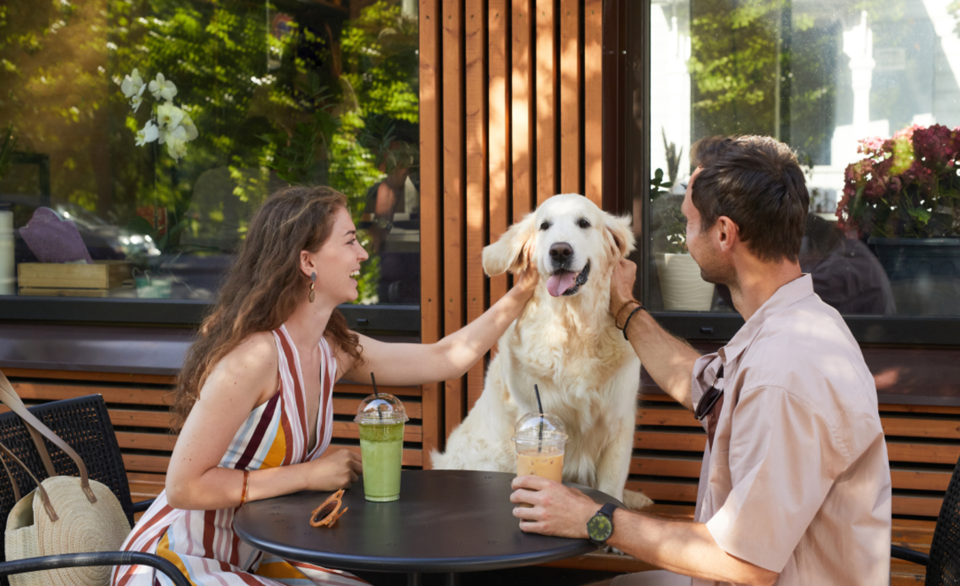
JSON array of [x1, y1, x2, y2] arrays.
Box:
[[431, 194, 652, 510]]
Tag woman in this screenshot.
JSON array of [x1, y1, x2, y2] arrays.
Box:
[[113, 186, 535, 586]]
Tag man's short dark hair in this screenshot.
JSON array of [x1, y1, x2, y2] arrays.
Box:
[[690, 136, 809, 263]]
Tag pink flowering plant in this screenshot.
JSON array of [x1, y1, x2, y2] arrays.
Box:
[[836, 124, 960, 239]]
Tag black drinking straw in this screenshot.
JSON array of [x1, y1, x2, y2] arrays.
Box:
[[534, 384, 544, 453], [371, 372, 383, 421]]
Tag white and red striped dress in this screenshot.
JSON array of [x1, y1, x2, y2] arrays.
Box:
[[112, 325, 367, 586]]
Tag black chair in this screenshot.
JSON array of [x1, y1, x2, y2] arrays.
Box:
[[0, 394, 188, 586], [891, 454, 960, 585]]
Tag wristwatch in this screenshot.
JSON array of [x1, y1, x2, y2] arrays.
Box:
[[587, 503, 618, 545]]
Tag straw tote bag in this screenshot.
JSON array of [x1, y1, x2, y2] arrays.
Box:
[[0, 374, 130, 586]]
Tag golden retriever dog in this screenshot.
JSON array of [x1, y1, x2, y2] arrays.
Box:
[[431, 193, 652, 511]]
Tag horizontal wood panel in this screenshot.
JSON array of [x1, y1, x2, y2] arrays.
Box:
[[893, 495, 944, 518], [635, 430, 705, 451], [123, 453, 171, 474], [627, 480, 699, 503], [333, 398, 422, 420], [890, 467, 954, 492], [638, 408, 701, 428], [116, 431, 178, 452], [882, 416, 960, 440], [630, 456, 701, 478], [887, 441, 960, 465], [12, 382, 172, 406], [127, 472, 166, 501], [3, 369, 176, 386], [334, 384, 421, 397], [331, 421, 423, 442], [109, 409, 175, 429]]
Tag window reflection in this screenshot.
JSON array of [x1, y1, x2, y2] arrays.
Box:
[[644, 0, 960, 316], [0, 0, 420, 305]]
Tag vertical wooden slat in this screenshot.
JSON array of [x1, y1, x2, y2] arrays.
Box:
[[584, 0, 603, 207], [465, 0, 487, 411], [512, 0, 535, 221], [488, 0, 510, 307], [419, 0, 443, 462], [442, 0, 465, 434], [559, 0, 581, 194], [535, 0, 557, 205]]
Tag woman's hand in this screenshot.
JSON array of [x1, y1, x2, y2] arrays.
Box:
[[509, 261, 539, 303], [301, 449, 363, 492]]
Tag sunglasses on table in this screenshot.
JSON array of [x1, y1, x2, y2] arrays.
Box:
[[310, 489, 348, 528]]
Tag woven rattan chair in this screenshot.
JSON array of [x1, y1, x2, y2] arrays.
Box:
[[891, 454, 960, 585], [0, 394, 188, 586]]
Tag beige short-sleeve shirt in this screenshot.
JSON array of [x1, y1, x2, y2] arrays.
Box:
[[690, 275, 891, 586]]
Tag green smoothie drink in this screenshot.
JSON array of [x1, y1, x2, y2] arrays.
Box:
[[354, 391, 409, 502], [358, 421, 404, 502]]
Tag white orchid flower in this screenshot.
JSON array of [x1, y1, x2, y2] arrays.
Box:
[[149, 72, 177, 102], [135, 120, 159, 146], [130, 94, 143, 113], [156, 101, 185, 131], [121, 68, 145, 98], [180, 113, 199, 142], [163, 125, 189, 161]]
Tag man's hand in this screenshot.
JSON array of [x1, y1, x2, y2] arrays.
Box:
[[510, 475, 599, 539], [609, 258, 639, 316]]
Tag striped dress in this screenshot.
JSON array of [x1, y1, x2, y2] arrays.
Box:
[[112, 325, 367, 586]]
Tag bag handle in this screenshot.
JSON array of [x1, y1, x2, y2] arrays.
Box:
[[0, 442, 59, 522], [0, 370, 97, 504]]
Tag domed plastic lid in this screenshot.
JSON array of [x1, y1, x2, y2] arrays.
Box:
[[512, 412, 568, 445], [354, 393, 409, 424]]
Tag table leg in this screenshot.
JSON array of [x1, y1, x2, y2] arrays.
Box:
[[443, 572, 459, 586], [406, 572, 422, 586]]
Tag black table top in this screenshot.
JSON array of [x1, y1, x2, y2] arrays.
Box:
[[234, 470, 621, 573]]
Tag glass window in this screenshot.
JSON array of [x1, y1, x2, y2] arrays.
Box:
[[637, 0, 960, 317], [0, 0, 420, 306]]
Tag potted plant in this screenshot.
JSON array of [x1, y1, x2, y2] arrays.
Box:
[[836, 123, 960, 314], [650, 167, 715, 311]]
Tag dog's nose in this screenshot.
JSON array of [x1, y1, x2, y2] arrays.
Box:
[[549, 242, 573, 264]]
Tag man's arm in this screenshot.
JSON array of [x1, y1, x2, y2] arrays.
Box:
[[510, 476, 778, 586], [610, 259, 701, 411]]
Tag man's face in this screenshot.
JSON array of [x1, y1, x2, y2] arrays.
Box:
[[682, 168, 734, 285]]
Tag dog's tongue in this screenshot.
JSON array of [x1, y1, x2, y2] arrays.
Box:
[[547, 271, 577, 297]]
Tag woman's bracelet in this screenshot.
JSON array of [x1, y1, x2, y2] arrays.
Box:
[[239, 469, 250, 507], [622, 304, 644, 340], [615, 299, 642, 329]]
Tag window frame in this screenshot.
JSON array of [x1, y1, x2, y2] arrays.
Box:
[[603, 0, 960, 347]]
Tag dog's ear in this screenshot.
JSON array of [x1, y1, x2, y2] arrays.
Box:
[[603, 213, 636, 258], [483, 211, 537, 276]]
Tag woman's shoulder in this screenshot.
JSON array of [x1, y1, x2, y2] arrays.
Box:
[[219, 331, 279, 377]]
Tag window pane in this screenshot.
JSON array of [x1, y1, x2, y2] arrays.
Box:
[[0, 0, 420, 306], [643, 0, 960, 316]]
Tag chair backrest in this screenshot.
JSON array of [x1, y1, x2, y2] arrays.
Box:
[[0, 394, 134, 531], [927, 454, 960, 585]]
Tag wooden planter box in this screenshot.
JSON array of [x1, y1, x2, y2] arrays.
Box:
[[18, 261, 131, 297]]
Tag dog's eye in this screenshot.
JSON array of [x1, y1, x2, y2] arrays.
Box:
[[539, 221, 551, 231], [577, 218, 591, 229]]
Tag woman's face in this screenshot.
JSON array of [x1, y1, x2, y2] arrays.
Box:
[[309, 207, 369, 305]]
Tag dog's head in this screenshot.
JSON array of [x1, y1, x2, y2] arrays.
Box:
[[482, 194, 635, 297]]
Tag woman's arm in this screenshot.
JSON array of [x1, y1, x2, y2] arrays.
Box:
[[340, 266, 537, 386], [165, 332, 361, 510]]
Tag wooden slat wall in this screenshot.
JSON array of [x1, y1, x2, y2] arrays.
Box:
[[3, 370, 424, 503], [421, 0, 604, 446]]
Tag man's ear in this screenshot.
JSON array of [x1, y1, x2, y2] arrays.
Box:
[[715, 216, 738, 253], [603, 213, 636, 259], [483, 211, 537, 276]]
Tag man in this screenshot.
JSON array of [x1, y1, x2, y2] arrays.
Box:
[[510, 136, 892, 586]]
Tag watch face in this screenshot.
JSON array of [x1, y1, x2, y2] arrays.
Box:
[[587, 512, 613, 542]]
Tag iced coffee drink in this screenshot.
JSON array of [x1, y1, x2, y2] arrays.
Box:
[[513, 412, 569, 508]]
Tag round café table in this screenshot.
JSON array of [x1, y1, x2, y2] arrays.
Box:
[[234, 470, 621, 586]]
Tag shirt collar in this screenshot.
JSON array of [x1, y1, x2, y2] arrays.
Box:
[[718, 274, 815, 365]]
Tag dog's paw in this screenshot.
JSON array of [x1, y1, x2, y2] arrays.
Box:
[[622, 489, 654, 511]]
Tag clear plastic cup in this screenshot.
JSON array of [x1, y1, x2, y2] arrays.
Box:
[[512, 412, 569, 483], [354, 393, 409, 502]]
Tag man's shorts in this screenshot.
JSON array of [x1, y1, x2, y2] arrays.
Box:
[[611, 570, 692, 586]]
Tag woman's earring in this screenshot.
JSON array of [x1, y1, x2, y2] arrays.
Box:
[[309, 272, 317, 303]]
